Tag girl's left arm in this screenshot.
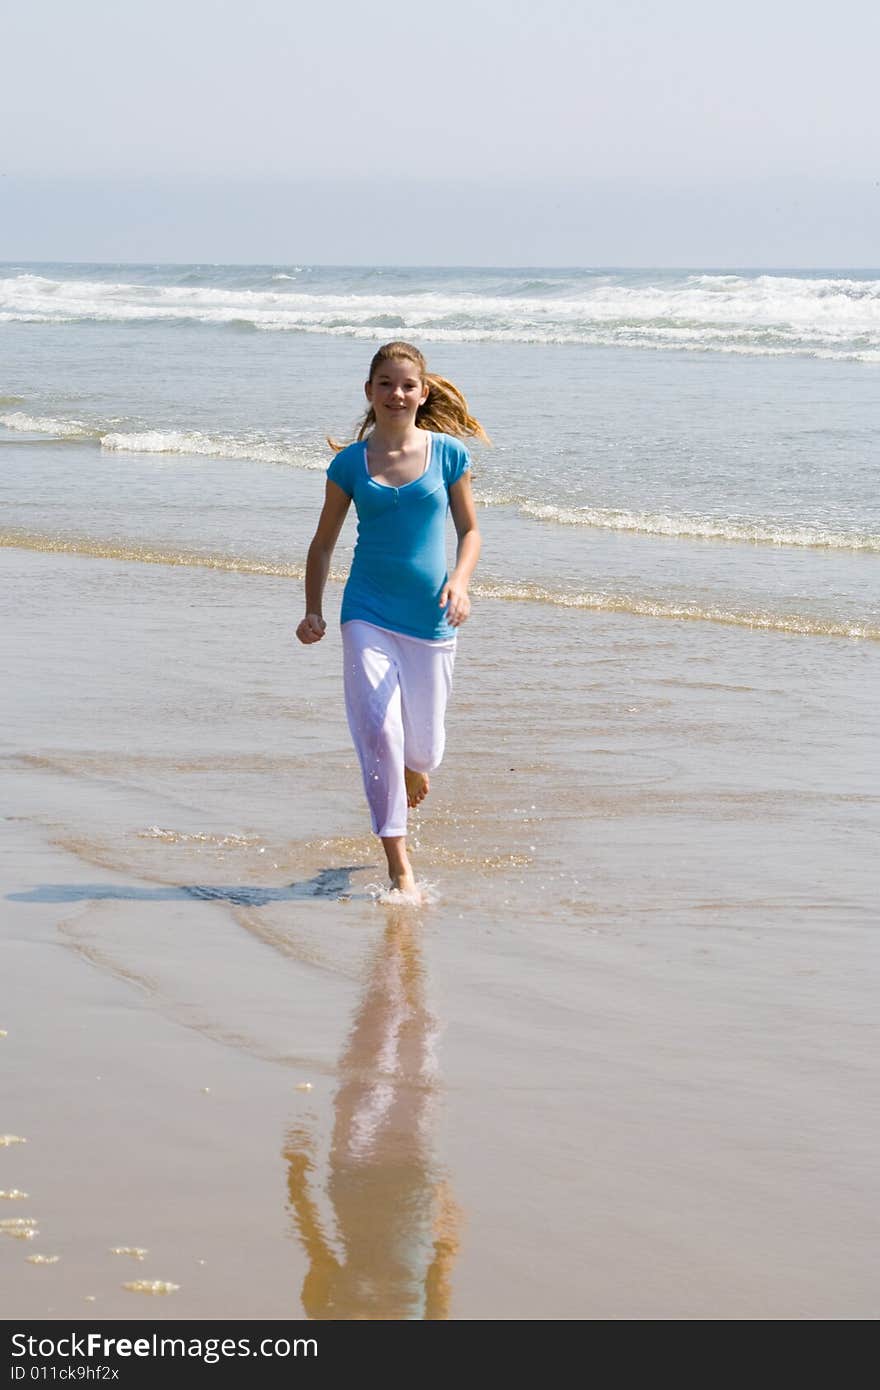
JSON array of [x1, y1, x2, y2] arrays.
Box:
[[441, 473, 481, 627]]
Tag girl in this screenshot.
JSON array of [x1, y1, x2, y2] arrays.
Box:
[[296, 341, 487, 900]]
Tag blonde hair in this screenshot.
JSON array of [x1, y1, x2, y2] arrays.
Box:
[[329, 341, 490, 452]]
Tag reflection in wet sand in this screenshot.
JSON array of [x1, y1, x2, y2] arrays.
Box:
[[284, 910, 460, 1319]]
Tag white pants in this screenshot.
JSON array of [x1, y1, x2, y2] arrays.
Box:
[[342, 620, 456, 838]]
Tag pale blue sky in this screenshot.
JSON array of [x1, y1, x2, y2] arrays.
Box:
[[2, 0, 878, 263]]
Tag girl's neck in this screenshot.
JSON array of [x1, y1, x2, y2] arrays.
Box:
[[369, 421, 424, 453]]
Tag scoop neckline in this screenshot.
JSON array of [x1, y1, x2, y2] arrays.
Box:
[[363, 433, 433, 490]]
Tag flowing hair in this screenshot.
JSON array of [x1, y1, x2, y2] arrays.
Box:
[[328, 341, 490, 452]]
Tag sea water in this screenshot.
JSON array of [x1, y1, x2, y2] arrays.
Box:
[[2, 263, 878, 639], [2, 260, 878, 892], [2, 263, 879, 1319]]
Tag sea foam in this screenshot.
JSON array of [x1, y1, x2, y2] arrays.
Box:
[[0, 412, 324, 470], [2, 270, 879, 359], [498, 497, 880, 552], [2, 408, 875, 553]]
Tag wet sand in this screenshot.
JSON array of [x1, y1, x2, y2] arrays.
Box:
[[2, 545, 879, 1319]]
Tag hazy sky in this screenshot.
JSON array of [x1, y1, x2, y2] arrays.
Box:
[[2, 0, 878, 263]]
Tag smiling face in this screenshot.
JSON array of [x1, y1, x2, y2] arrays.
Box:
[[365, 356, 429, 426]]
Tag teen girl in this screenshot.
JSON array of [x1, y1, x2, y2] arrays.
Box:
[[296, 341, 487, 900]]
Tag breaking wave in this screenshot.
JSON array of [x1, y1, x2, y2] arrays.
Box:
[[3, 410, 877, 551], [2, 269, 880, 360]]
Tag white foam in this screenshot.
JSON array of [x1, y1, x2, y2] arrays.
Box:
[[365, 879, 439, 907], [3, 405, 873, 553], [0, 410, 327, 470], [0, 410, 97, 437], [2, 271, 879, 359], [100, 429, 324, 469], [506, 499, 880, 552]]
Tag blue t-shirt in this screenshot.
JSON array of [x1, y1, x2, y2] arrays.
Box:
[[327, 432, 471, 641]]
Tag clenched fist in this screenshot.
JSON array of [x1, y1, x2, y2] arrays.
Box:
[[296, 613, 327, 645]]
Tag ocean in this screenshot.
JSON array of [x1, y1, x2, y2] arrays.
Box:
[[2, 263, 879, 636], [2, 262, 878, 1319]]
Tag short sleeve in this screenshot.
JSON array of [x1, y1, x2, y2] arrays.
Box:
[[327, 444, 356, 497], [442, 438, 471, 490]]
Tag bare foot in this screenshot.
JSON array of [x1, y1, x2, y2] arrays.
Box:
[[380, 834, 420, 901], [405, 767, 430, 808], [391, 871, 420, 901]]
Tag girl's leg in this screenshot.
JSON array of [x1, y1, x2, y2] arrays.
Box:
[[342, 622, 408, 840], [379, 834, 415, 895], [397, 633, 456, 805]]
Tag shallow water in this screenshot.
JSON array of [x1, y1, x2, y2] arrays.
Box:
[[3, 544, 879, 1318]]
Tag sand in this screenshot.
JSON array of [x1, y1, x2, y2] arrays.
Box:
[[2, 545, 878, 1319]]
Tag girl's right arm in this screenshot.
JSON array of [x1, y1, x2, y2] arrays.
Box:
[[296, 480, 351, 645]]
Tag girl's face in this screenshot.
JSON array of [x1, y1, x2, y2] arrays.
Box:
[[365, 357, 428, 424]]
